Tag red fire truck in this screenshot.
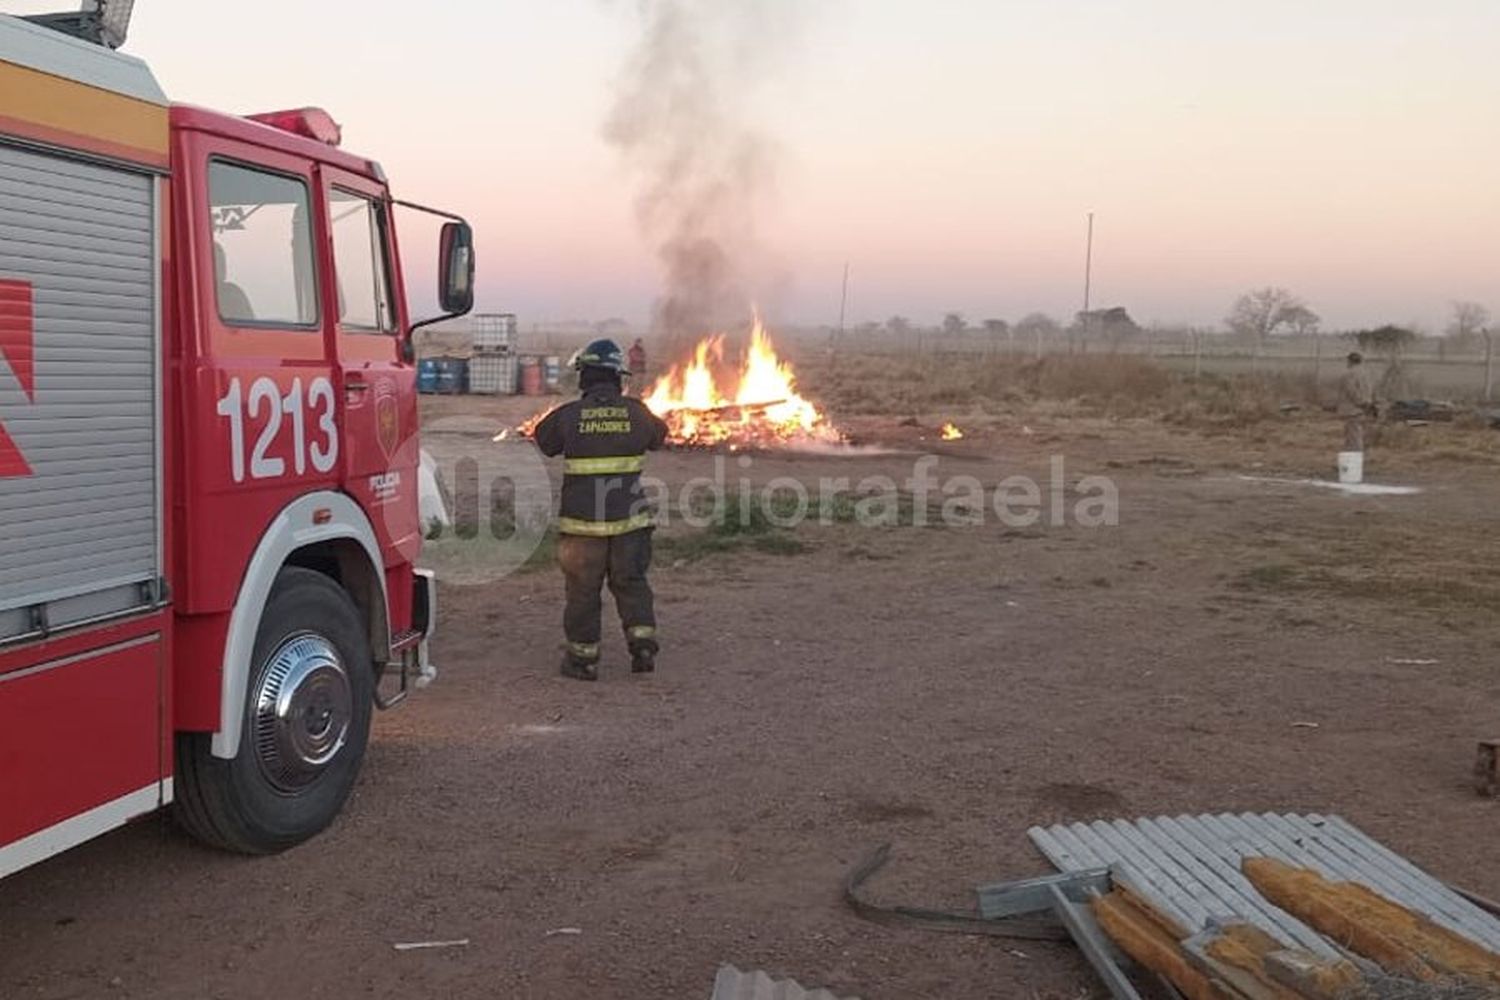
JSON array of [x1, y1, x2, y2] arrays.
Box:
[[0, 8, 473, 874]]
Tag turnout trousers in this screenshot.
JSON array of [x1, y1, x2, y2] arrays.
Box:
[[557, 528, 658, 663]]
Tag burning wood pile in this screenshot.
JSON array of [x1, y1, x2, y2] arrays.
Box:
[[642, 319, 842, 449], [518, 319, 844, 450]]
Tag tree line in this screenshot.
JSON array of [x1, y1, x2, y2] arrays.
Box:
[[849, 289, 1496, 398], [862, 290, 1494, 360]]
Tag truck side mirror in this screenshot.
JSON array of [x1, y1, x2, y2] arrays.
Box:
[[438, 221, 474, 315]]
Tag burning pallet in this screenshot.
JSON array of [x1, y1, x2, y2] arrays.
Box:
[[642, 319, 843, 448], [518, 318, 846, 450]]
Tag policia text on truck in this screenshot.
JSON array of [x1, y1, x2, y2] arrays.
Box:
[[532, 340, 669, 681]]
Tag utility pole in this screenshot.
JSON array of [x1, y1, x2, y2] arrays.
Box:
[[836, 261, 850, 350], [1486, 327, 1495, 402], [1081, 211, 1094, 352]]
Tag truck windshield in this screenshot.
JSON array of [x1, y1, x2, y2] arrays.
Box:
[[208, 161, 319, 327]]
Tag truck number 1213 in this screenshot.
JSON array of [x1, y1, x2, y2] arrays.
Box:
[[215, 375, 339, 483]]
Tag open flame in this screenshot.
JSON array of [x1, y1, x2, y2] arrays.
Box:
[[642, 318, 842, 448], [940, 422, 964, 441], [514, 318, 842, 449]]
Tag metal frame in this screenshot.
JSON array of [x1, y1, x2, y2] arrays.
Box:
[[390, 198, 473, 336], [976, 869, 1147, 1000]]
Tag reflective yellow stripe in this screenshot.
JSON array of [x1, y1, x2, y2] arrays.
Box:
[[557, 513, 654, 537], [566, 641, 600, 659], [627, 625, 657, 639], [564, 455, 645, 475]]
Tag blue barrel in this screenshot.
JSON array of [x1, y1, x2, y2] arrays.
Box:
[[417, 358, 440, 394], [436, 357, 469, 395]]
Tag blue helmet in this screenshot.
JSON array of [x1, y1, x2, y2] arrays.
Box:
[[571, 338, 630, 374]]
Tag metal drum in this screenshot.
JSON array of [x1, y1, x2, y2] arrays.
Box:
[[519, 357, 544, 396]]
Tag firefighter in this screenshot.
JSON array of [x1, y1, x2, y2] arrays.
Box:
[[1337, 351, 1378, 452], [532, 339, 669, 681]]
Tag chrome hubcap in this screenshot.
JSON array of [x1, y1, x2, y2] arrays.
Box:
[[252, 634, 352, 791]]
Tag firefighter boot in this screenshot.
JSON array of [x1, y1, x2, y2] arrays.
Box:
[[628, 632, 659, 674], [559, 645, 599, 682]]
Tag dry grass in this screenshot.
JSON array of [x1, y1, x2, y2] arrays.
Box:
[[1226, 516, 1500, 615], [795, 353, 1323, 428]]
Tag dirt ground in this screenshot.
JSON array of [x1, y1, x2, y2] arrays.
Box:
[[5, 389, 1500, 1000]]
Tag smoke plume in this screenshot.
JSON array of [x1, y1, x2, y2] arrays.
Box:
[[604, 1, 793, 344]]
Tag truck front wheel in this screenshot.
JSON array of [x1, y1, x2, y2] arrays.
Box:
[[175, 567, 375, 854]]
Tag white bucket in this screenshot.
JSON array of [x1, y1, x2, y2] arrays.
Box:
[[418, 449, 451, 534], [1337, 450, 1364, 485]]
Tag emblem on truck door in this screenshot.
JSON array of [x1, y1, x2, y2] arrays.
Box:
[[0, 279, 35, 478], [374, 376, 399, 460]]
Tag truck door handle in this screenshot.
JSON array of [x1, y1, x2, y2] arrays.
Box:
[[345, 377, 370, 392]]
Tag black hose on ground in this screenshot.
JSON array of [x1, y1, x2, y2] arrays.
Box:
[[842, 842, 1070, 942]]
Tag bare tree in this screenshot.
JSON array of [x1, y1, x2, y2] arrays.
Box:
[[1016, 312, 1061, 360], [1354, 324, 1417, 359], [1226, 287, 1305, 370], [1281, 303, 1322, 381], [1447, 301, 1490, 354], [1354, 324, 1420, 398], [982, 318, 1011, 356]]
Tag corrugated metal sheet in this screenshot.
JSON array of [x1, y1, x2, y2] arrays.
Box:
[[1030, 813, 1500, 954], [711, 965, 859, 1000], [0, 141, 158, 634]]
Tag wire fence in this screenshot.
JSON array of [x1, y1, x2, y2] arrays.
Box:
[[423, 318, 1498, 402]]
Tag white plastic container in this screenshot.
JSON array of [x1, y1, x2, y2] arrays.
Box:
[[418, 449, 451, 534], [468, 353, 518, 394], [472, 312, 517, 353], [1337, 450, 1364, 485]]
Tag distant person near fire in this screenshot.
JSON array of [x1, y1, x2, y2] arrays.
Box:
[[628, 338, 647, 393], [1337, 351, 1378, 452], [532, 339, 669, 681]]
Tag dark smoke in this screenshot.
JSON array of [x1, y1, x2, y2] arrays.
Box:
[[604, 1, 792, 345]]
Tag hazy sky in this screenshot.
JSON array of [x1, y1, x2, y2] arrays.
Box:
[[7, 1, 1498, 331]]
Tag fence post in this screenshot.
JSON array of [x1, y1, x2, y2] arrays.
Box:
[[1486, 330, 1495, 402]]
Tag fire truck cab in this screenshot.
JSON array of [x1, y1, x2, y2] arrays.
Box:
[[0, 11, 472, 873]]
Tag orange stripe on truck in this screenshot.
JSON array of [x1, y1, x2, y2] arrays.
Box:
[[0, 60, 167, 167]]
